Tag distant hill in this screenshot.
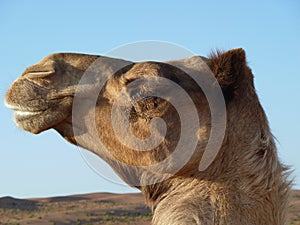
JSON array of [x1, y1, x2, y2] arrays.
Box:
[[0, 191, 299, 225]]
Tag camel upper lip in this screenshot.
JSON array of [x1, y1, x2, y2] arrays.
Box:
[[4, 101, 45, 113]]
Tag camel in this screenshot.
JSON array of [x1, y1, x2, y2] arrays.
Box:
[[5, 48, 290, 224]]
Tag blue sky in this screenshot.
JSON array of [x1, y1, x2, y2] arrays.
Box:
[[0, 0, 299, 198]]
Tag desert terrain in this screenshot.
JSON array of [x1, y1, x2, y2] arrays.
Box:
[[0, 190, 299, 225]]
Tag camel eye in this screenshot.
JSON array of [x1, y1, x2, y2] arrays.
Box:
[[129, 107, 138, 123]]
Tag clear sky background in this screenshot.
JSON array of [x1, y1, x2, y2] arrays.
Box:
[[0, 1, 299, 198]]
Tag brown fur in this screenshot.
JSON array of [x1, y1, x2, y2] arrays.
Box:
[[5, 49, 290, 224]]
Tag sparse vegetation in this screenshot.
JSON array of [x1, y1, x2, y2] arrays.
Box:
[[0, 193, 152, 224], [0, 191, 299, 224]]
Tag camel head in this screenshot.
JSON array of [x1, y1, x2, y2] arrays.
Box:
[[5, 49, 270, 186], [5, 48, 290, 225]]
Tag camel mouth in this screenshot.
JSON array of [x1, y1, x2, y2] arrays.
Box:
[[7, 103, 49, 131], [5, 97, 73, 134]]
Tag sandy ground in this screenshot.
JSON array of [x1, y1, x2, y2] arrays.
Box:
[[0, 191, 299, 225]]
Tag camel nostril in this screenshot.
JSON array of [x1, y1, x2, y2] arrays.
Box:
[[25, 70, 55, 79]]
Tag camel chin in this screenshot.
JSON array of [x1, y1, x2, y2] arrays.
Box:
[[13, 110, 46, 134]]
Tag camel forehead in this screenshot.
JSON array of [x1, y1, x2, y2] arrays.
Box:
[[128, 61, 189, 76]]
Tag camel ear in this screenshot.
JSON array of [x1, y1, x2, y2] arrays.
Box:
[[208, 48, 246, 93]]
